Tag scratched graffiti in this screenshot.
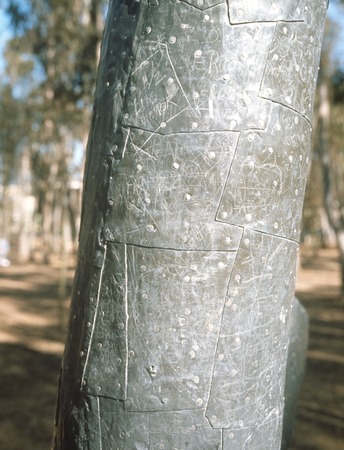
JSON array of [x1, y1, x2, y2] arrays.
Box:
[[124, 1, 274, 133], [228, 0, 305, 23], [104, 129, 242, 250], [216, 104, 312, 240], [53, 0, 328, 449]]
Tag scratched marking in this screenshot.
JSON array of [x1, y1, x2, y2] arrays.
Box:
[[99, 397, 149, 448], [216, 104, 312, 241], [206, 229, 298, 434], [229, 0, 305, 24], [126, 245, 235, 412], [148, 409, 222, 448], [259, 2, 326, 121], [99, 398, 222, 448], [105, 128, 243, 251], [124, 1, 274, 133], [81, 395, 102, 449], [81, 244, 128, 399], [180, 0, 225, 11]]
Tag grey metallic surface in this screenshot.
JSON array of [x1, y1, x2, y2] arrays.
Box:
[[229, 0, 305, 23], [104, 129, 242, 250], [260, 3, 326, 122], [53, 0, 327, 448], [125, 246, 236, 412], [124, 1, 275, 133], [99, 400, 223, 449], [206, 229, 298, 440], [216, 104, 312, 240], [282, 298, 309, 449], [81, 243, 128, 399]]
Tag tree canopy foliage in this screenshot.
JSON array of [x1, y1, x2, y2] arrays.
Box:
[[0, 0, 106, 261]]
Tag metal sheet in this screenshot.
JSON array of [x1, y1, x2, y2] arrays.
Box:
[[206, 229, 298, 437], [59, 257, 104, 390], [229, 0, 305, 23], [84, 396, 102, 450], [180, 0, 225, 9], [216, 104, 312, 240], [99, 399, 222, 449], [260, 1, 328, 120], [148, 409, 222, 449], [104, 128, 243, 251], [77, 0, 147, 260], [126, 245, 236, 411], [222, 421, 281, 449], [282, 297, 309, 449], [81, 244, 128, 399], [124, 1, 274, 133], [99, 397, 149, 449]]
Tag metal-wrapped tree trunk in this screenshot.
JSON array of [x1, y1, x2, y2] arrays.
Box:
[[53, 1, 327, 448]]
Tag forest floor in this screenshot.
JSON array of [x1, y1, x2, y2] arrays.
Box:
[[0, 247, 343, 450]]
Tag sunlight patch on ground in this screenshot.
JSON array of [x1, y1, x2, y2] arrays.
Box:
[[307, 350, 344, 365], [0, 331, 65, 355]]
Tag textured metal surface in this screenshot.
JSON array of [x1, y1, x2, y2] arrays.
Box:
[[125, 246, 235, 411], [181, 0, 225, 9], [229, 0, 305, 23], [99, 398, 223, 449], [53, 0, 327, 448], [216, 104, 312, 240], [282, 298, 309, 449], [260, 2, 326, 121], [124, 1, 274, 133], [104, 129, 242, 250], [81, 243, 128, 399], [206, 229, 298, 434]]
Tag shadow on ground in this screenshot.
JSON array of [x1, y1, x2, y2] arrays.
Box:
[[292, 247, 344, 450], [0, 344, 61, 450], [0, 261, 72, 450]]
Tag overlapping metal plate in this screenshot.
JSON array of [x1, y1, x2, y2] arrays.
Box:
[[104, 128, 242, 250], [206, 229, 298, 437], [99, 399, 222, 449], [229, 0, 305, 23], [260, 11, 325, 121], [124, 1, 274, 133], [126, 246, 235, 411], [216, 104, 312, 240]]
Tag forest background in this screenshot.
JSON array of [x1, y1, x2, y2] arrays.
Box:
[[0, 0, 343, 281]]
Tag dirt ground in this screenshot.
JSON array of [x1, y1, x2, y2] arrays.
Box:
[[0, 247, 343, 450], [292, 247, 344, 450]]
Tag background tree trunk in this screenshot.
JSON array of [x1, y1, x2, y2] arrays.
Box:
[[53, 1, 327, 448], [316, 63, 344, 300]]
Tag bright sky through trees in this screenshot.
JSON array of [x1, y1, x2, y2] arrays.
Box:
[[0, 7, 10, 78], [327, 1, 344, 67], [0, 1, 344, 79]]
